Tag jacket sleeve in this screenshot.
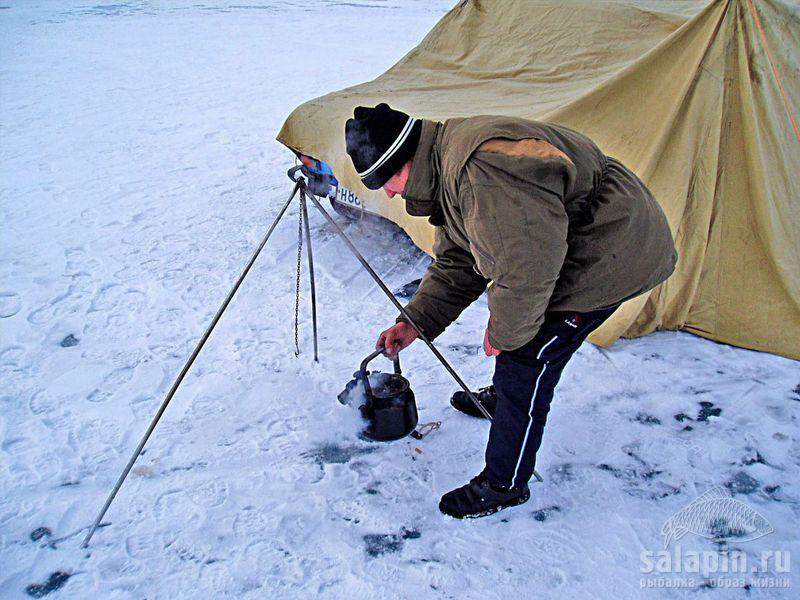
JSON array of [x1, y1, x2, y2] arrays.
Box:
[[397, 225, 489, 340], [460, 151, 573, 351]]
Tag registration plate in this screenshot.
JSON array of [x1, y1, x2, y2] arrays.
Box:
[[335, 185, 362, 208]]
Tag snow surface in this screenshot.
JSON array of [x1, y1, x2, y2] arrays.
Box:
[[1, 1, 798, 598]]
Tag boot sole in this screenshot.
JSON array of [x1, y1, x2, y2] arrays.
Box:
[[439, 488, 531, 520], [449, 397, 491, 420]]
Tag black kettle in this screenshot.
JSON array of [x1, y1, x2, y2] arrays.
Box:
[[338, 348, 418, 442]]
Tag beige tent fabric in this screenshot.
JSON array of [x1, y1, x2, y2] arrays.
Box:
[[277, 0, 800, 360]]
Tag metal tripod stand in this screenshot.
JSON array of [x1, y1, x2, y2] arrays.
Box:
[[82, 166, 540, 548]]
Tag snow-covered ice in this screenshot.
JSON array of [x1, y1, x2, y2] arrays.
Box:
[[1, 1, 798, 598]]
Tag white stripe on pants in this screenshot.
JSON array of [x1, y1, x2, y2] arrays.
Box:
[[510, 335, 558, 488]]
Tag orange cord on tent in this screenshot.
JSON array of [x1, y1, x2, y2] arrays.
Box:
[[745, 0, 800, 145]]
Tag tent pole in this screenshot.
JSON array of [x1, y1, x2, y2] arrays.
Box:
[[300, 187, 319, 362], [81, 180, 301, 548]]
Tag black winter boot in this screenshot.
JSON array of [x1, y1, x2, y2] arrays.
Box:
[[450, 385, 497, 419], [439, 470, 530, 519]]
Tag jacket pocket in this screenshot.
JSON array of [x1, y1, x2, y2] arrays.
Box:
[[463, 215, 507, 280], [471, 239, 496, 269]]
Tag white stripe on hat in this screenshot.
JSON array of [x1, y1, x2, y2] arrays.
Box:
[[358, 116, 416, 180]]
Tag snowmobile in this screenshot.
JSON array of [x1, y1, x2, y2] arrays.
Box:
[[297, 153, 367, 220]]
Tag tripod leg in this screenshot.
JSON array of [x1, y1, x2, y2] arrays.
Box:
[[300, 189, 319, 362], [82, 181, 301, 548]]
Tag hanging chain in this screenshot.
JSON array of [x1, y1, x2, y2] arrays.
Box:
[[293, 195, 305, 356]]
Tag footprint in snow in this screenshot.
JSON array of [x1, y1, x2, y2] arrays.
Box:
[[125, 533, 161, 560], [28, 390, 61, 417], [547, 463, 576, 484], [188, 478, 230, 508], [0, 292, 22, 318]]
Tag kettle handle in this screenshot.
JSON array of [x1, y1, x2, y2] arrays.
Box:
[[359, 347, 402, 400]]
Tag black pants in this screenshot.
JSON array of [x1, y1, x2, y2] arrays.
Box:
[[485, 305, 619, 489]]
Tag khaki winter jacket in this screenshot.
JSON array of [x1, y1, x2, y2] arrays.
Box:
[[398, 116, 678, 351]]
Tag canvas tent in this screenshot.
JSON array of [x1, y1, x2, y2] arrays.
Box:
[[277, 0, 800, 360]]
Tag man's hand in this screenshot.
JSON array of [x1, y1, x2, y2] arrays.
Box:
[[377, 321, 419, 359], [484, 325, 501, 357]]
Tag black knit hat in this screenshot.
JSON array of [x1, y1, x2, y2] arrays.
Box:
[[345, 103, 422, 190]]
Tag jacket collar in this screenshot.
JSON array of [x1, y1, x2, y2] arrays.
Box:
[[402, 119, 442, 219]]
